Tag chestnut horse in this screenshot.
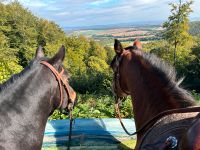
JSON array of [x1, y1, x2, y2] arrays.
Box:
[[111, 39, 200, 150], [0, 46, 76, 150]]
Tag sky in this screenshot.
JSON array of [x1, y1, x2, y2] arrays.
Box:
[[4, 0, 200, 28]]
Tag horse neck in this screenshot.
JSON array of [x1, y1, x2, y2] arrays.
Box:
[[0, 66, 54, 147], [121, 52, 195, 131]]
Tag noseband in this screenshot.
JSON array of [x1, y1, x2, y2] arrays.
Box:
[[40, 61, 73, 109]]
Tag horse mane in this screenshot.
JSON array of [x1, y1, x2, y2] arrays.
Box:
[[111, 47, 196, 107], [138, 52, 196, 107]]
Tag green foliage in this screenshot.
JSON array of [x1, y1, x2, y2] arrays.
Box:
[[1, 1, 199, 121], [181, 36, 200, 90], [64, 35, 89, 76], [49, 94, 133, 119], [148, 0, 200, 91], [0, 61, 22, 83], [0, 2, 66, 68], [62, 36, 112, 95], [163, 0, 193, 47], [191, 91, 200, 103], [87, 56, 109, 73], [104, 46, 115, 64], [0, 2, 120, 120], [88, 40, 108, 61], [162, 0, 193, 65], [0, 2, 112, 95]]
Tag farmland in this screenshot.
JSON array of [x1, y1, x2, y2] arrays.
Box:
[[69, 25, 163, 46]]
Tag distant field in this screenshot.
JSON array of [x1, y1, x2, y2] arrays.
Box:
[[70, 26, 163, 46]]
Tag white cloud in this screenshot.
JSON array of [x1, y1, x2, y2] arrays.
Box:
[[7, 0, 199, 28]]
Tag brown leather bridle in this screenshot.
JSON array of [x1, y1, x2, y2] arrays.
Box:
[[40, 61, 75, 109], [112, 53, 136, 136], [113, 55, 130, 98], [40, 61, 75, 150]]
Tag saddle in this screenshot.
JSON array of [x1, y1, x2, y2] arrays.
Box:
[[138, 112, 200, 150]]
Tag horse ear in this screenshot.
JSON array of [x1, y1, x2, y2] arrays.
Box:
[[48, 45, 66, 66], [133, 39, 142, 50], [114, 39, 123, 55], [35, 46, 44, 59]]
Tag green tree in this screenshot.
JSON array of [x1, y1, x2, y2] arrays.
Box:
[[163, 0, 193, 65], [88, 40, 107, 62], [104, 46, 115, 64], [64, 36, 89, 76], [183, 36, 200, 91]]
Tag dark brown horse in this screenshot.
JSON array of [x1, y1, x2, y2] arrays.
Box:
[[0, 46, 76, 150], [111, 39, 200, 150]]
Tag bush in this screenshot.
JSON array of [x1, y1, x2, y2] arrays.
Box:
[[49, 94, 133, 120]]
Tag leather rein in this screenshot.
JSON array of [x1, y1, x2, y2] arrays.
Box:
[[40, 61, 74, 150], [113, 51, 200, 137]]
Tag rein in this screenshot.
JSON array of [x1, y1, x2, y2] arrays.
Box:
[[116, 95, 200, 137], [40, 61, 74, 150], [67, 109, 73, 150], [115, 98, 137, 136]]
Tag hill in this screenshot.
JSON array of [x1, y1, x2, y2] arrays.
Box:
[[189, 21, 200, 36]]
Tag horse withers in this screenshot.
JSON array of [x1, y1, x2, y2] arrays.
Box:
[[0, 46, 77, 150], [111, 39, 200, 150]]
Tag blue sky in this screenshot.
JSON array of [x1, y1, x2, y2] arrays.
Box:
[[6, 0, 200, 28]]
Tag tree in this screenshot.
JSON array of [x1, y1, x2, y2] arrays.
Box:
[[163, 0, 193, 66], [104, 46, 115, 64], [183, 36, 200, 91]]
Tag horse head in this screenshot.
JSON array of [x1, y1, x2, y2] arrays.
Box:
[[0, 45, 77, 149], [111, 39, 142, 99], [35, 46, 77, 115], [110, 39, 198, 150]]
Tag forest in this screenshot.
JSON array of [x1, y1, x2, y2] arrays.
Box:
[[0, 1, 200, 119]]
